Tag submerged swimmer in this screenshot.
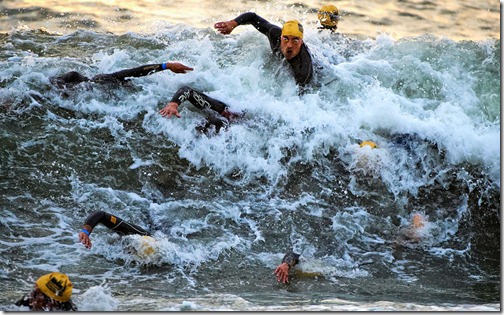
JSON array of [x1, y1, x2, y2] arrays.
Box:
[[52, 61, 238, 134], [274, 213, 429, 284], [50, 62, 193, 89], [274, 252, 325, 284], [78, 210, 160, 259], [317, 5, 341, 32], [79, 210, 150, 249], [396, 213, 428, 246], [159, 86, 242, 134], [15, 272, 77, 311], [274, 252, 301, 284]]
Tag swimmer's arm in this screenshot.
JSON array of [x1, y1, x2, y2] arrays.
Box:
[[159, 86, 189, 118], [160, 86, 231, 119], [215, 12, 279, 36], [108, 62, 193, 81], [164, 62, 193, 73], [78, 211, 112, 249], [78, 227, 93, 249], [274, 252, 300, 283]]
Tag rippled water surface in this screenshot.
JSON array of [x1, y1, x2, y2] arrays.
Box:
[[0, 0, 500, 311]]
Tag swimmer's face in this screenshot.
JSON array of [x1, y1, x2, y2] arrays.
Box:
[[280, 35, 303, 60], [28, 286, 57, 311]]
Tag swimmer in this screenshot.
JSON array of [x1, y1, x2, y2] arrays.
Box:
[[317, 5, 340, 32], [215, 13, 314, 89], [396, 213, 428, 245], [274, 252, 300, 284], [159, 85, 241, 134], [15, 272, 77, 311], [79, 210, 150, 249], [51, 62, 193, 89]]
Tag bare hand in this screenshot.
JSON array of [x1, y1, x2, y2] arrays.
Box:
[[159, 102, 181, 118], [79, 231, 92, 249], [167, 62, 193, 74], [274, 262, 290, 283], [214, 20, 238, 35]]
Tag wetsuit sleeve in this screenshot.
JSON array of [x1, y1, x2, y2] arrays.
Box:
[[233, 12, 282, 50], [169, 86, 228, 114], [104, 64, 166, 81], [281, 252, 300, 269], [83, 211, 150, 236], [234, 12, 280, 36], [59, 300, 78, 311], [91, 64, 167, 83], [15, 294, 30, 307]]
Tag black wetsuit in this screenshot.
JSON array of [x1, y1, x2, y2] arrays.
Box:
[[51, 63, 171, 88], [170, 86, 228, 113], [15, 294, 78, 311], [282, 252, 301, 269], [169, 86, 231, 133], [83, 211, 150, 237], [233, 12, 314, 87]]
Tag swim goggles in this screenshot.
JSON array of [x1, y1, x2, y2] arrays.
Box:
[[319, 12, 340, 21]]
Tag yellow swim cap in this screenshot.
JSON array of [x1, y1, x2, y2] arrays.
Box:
[[140, 235, 156, 257], [36, 272, 73, 302], [282, 20, 304, 39], [360, 141, 377, 148], [318, 5, 340, 28]]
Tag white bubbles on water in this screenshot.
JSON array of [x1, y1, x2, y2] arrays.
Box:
[[77, 285, 119, 311]]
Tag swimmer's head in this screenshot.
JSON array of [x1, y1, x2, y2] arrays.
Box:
[[35, 272, 73, 302], [50, 71, 89, 89], [318, 5, 340, 30], [281, 20, 304, 39], [280, 20, 304, 60], [59, 71, 89, 83], [360, 140, 377, 149]]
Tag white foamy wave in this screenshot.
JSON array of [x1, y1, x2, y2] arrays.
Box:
[[76, 285, 119, 311]]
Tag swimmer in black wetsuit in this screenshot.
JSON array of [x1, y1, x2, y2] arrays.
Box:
[[214, 12, 314, 88], [78, 210, 150, 249], [53, 59, 236, 133], [274, 213, 430, 283], [15, 272, 77, 311], [159, 86, 240, 134], [50, 62, 193, 89]]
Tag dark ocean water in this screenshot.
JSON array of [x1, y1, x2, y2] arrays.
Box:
[[0, 0, 500, 311]]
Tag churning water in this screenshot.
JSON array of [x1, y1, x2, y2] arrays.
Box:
[[0, 0, 500, 311]]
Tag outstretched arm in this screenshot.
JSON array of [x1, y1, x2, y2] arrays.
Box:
[[159, 86, 231, 119], [79, 211, 149, 249], [79, 210, 108, 249], [214, 20, 238, 35], [214, 12, 280, 37], [274, 252, 300, 283], [165, 62, 194, 74], [100, 62, 193, 82]]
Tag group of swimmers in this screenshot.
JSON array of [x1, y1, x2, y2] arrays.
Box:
[[15, 6, 342, 311], [51, 5, 342, 134], [16, 208, 428, 311], [16, 4, 427, 311]]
